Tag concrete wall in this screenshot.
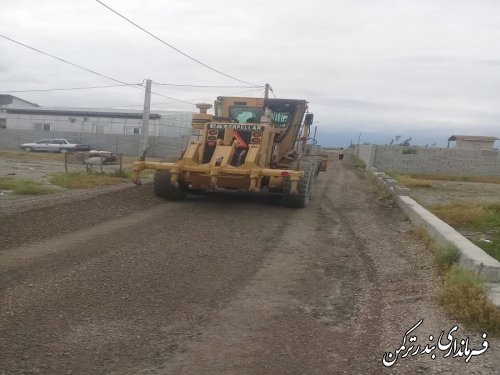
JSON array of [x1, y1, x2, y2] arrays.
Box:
[[354, 144, 500, 177], [354, 144, 376, 168], [0, 129, 190, 157], [374, 146, 500, 176], [456, 139, 496, 150]]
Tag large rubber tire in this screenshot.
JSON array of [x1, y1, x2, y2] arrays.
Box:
[[153, 171, 186, 200], [281, 162, 318, 208]]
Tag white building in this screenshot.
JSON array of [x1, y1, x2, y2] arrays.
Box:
[[0, 94, 40, 109], [448, 135, 499, 150], [4, 106, 193, 137], [0, 94, 40, 129]]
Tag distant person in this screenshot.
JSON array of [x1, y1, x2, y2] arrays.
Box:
[[338, 147, 344, 160]]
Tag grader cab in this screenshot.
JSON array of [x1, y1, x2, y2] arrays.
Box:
[[132, 95, 327, 208]]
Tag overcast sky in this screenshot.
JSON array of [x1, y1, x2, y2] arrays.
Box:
[[1, 0, 499, 146]]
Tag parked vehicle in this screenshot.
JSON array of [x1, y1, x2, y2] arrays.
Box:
[[20, 139, 91, 153]]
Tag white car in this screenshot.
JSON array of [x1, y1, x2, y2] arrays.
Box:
[[20, 139, 91, 153]]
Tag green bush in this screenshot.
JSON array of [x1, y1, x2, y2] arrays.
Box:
[[0, 177, 55, 195], [440, 266, 500, 334]]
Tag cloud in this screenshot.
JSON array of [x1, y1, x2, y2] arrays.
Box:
[[0, 0, 499, 142]]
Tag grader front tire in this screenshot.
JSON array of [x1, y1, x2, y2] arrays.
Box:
[[281, 164, 315, 208], [153, 171, 186, 200]]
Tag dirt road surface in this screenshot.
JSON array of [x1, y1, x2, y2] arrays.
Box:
[[1, 158, 498, 374]]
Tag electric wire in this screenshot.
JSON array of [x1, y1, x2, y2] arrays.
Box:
[[153, 83, 263, 88], [0, 33, 263, 108], [149, 88, 265, 107], [108, 88, 264, 109], [2, 83, 139, 93], [269, 86, 277, 98], [0, 33, 193, 106], [3, 83, 262, 94], [95, 0, 259, 86], [0, 34, 138, 88]]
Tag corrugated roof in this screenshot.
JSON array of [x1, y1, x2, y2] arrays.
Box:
[[5, 106, 191, 119], [0, 94, 40, 107], [448, 135, 499, 142]]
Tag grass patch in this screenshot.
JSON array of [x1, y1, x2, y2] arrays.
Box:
[[0, 150, 64, 161], [141, 170, 155, 178], [121, 155, 162, 166], [389, 173, 500, 184], [349, 155, 366, 169], [109, 169, 131, 179], [392, 174, 435, 188], [440, 265, 500, 334], [430, 203, 500, 261], [0, 150, 161, 165], [433, 245, 461, 274], [411, 227, 500, 335], [473, 238, 500, 264], [49, 171, 130, 189], [0, 177, 56, 195], [402, 147, 418, 154], [430, 203, 489, 227], [366, 172, 395, 207], [411, 227, 460, 274]]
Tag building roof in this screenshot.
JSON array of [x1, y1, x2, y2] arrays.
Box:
[[5, 106, 171, 120], [448, 135, 499, 142], [0, 94, 40, 107]]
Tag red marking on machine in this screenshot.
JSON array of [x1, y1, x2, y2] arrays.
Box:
[[233, 131, 248, 148]]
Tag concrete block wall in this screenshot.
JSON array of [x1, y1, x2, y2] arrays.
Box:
[[373, 146, 500, 176], [353, 144, 376, 168], [0, 129, 189, 157]]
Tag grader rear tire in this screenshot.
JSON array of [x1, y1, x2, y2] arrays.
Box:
[[281, 162, 317, 208], [153, 171, 186, 200]]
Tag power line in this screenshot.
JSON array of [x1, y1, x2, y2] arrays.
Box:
[[150, 88, 265, 107], [0, 33, 193, 106], [95, 0, 259, 86], [0, 33, 139, 88], [147, 84, 263, 105], [2, 83, 139, 93], [148, 88, 196, 106], [153, 82, 263, 88], [269, 86, 277, 99], [109, 88, 265, 109]]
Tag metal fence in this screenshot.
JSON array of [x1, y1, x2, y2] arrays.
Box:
[[0, 129, 190, 157]]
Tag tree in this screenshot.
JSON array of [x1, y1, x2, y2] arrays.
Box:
[[389, 135, 411, 146], [401, 137, 412, 146]]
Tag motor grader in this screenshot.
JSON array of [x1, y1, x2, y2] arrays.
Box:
[[131, 95, 327, 207]]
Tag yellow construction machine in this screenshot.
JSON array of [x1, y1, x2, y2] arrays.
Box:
[[132, 93, 327, 207]]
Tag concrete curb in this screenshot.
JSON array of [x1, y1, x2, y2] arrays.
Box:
[[369, 167, 500, 306]]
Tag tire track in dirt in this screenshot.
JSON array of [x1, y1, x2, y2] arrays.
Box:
[[0, 157, 498, 374]]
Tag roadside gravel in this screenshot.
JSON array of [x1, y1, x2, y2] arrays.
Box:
[[0, 158, 498, 374]]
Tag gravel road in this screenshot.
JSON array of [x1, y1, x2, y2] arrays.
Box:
[[0, 158, 498, 374]]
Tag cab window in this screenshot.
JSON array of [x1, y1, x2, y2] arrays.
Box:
[[229, 106, 263, 124], [271, 111, 291, 128]]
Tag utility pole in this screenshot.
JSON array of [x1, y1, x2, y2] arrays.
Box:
[[264, 83, 270, 100], [139, 78, 152, 157]]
